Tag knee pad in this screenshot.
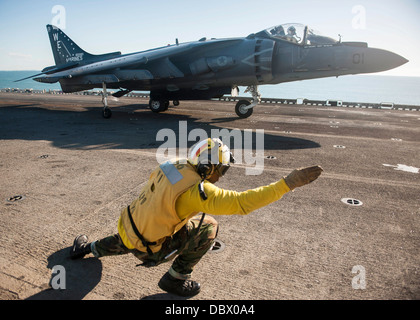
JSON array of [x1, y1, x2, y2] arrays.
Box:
[[202, 215, 218, 239]]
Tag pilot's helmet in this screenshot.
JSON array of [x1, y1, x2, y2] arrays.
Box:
[[188, 138, 235, 179], [287, 26, 296, 35], [275, 26, 285, 35]]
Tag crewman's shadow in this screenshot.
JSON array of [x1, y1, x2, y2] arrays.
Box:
[[26, 247, 102, 300]]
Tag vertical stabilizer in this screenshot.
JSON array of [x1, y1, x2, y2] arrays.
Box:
[[46, 25, 121, 66], [46, 24, 93, 66]]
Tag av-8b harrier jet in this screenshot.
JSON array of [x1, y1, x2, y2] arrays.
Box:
[[19, 23, 408, 118]]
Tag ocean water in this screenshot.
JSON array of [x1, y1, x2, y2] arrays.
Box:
[[1, 71, 419, 106], [0, 71, 62, 91], [252, 75, 420, 106]]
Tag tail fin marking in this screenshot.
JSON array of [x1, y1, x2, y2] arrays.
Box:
[[46, 25, 121, 66]]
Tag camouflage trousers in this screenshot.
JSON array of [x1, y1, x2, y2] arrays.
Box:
[[91, 214, 218, 279]]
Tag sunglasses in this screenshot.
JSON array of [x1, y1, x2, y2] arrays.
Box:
[[215, 164, 230, 176]]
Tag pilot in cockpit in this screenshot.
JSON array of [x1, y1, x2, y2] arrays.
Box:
[[285, 26, 299, 43], [270, 25, 285, 37]]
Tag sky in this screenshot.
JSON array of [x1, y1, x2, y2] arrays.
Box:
[[0, 0, 419, 76]]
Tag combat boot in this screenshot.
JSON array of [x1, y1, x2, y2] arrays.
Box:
[[70, 234, 92, 259], [158, 272, 201, 297]]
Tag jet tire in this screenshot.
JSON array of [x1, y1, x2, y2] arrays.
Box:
[[235, 100, 253, 118], [149, 99, 168, 113], [102, 107, 112, 119]]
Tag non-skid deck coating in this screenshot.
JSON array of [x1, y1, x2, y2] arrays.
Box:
[[0, 92, 419, 300]]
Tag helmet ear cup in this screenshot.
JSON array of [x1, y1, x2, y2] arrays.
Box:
[[197, 163, 213, 179]]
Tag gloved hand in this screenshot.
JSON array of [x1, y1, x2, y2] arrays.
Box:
[[284, 165, 323, 190]]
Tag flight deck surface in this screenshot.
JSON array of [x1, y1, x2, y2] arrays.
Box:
[[0, 92, 419, 300]]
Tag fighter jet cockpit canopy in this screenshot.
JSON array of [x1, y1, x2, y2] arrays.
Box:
[[254, 23, 339, 46]]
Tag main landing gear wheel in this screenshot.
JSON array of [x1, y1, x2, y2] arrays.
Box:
[[235, 100, 253, 118], [173, 100, 180, 106], [149, 99, 169, 113]]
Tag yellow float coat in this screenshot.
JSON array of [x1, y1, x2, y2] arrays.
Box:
[[118, 161, 291, 251]]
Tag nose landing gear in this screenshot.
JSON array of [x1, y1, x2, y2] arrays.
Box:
[[234, 85, 261, 118]]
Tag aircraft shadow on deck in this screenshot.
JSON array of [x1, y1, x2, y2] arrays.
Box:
[[0, 104, 320, 151]]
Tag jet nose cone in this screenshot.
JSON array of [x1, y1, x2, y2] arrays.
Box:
[[365, 48, 408, 73], [388, 52, 408, 68], [400, 56, 409, 66]]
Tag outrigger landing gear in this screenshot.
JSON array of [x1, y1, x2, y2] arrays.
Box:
[[235, 85, 261, 118], [101, 82, 112, 119]]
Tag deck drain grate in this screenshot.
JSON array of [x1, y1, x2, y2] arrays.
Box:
[[341, 198, 363, 206], [7, 195, 26, 203], [209, 239, 225, 253]]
